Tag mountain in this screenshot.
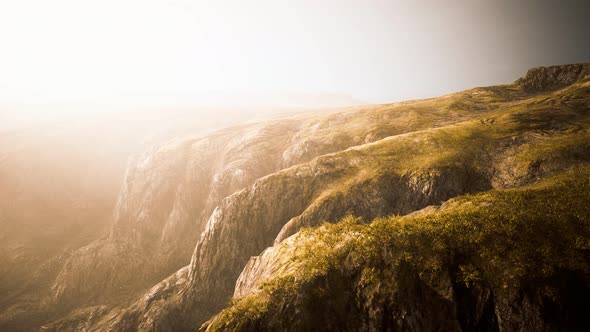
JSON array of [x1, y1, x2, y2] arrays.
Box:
[[38, 75, 501, 330], [1, 64, 589, 331]]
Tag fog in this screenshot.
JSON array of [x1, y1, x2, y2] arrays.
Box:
[[1, 0, 588, 114]]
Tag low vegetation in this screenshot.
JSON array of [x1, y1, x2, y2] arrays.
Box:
[[204, 166, 590, 330]]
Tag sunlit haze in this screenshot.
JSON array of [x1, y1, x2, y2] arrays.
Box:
[[1, 0, 589, 112], [1, 1, 590, 330]]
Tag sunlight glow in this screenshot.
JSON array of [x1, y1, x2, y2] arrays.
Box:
[[0, 0, 587, 111]]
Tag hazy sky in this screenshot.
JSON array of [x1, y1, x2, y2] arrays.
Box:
[[0, 0, 589, 110]]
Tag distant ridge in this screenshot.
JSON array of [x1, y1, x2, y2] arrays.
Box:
[[515, 63, 590, 92]]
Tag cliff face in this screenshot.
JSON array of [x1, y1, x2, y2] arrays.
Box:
[[54, 65, 589, 332], [19, 64, 590, 331], [42, 74, 504, 329], [0, 108, 300, 330], [515, 63, 590, 92], [49, 122, 299, 308]]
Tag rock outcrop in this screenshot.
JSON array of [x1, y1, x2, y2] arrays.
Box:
[[515, 63, 590, 92]]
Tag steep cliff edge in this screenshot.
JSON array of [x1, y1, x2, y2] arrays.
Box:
[[41, 69, 511, 329], [66, 65, 590, 332], [49, 122, 301, 308], [32, 64, 590, 331]]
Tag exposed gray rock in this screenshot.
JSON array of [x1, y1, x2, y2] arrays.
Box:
[[515, 63, 590, 92]]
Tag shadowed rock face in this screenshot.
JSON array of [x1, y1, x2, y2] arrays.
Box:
[[7, 64, 590, 331]]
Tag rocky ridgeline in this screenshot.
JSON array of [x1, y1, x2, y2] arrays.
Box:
[[29, 64, 590, 331], [515, 63, 590, 92]]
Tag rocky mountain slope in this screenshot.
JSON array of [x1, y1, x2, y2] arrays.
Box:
[[120, 64, 589, 332], [203, 167, 590, 331], [2, 63, 589, 331], [0, 109, 292, 331], [200, 64, 590, 331], [39, 72, 509, 330]]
